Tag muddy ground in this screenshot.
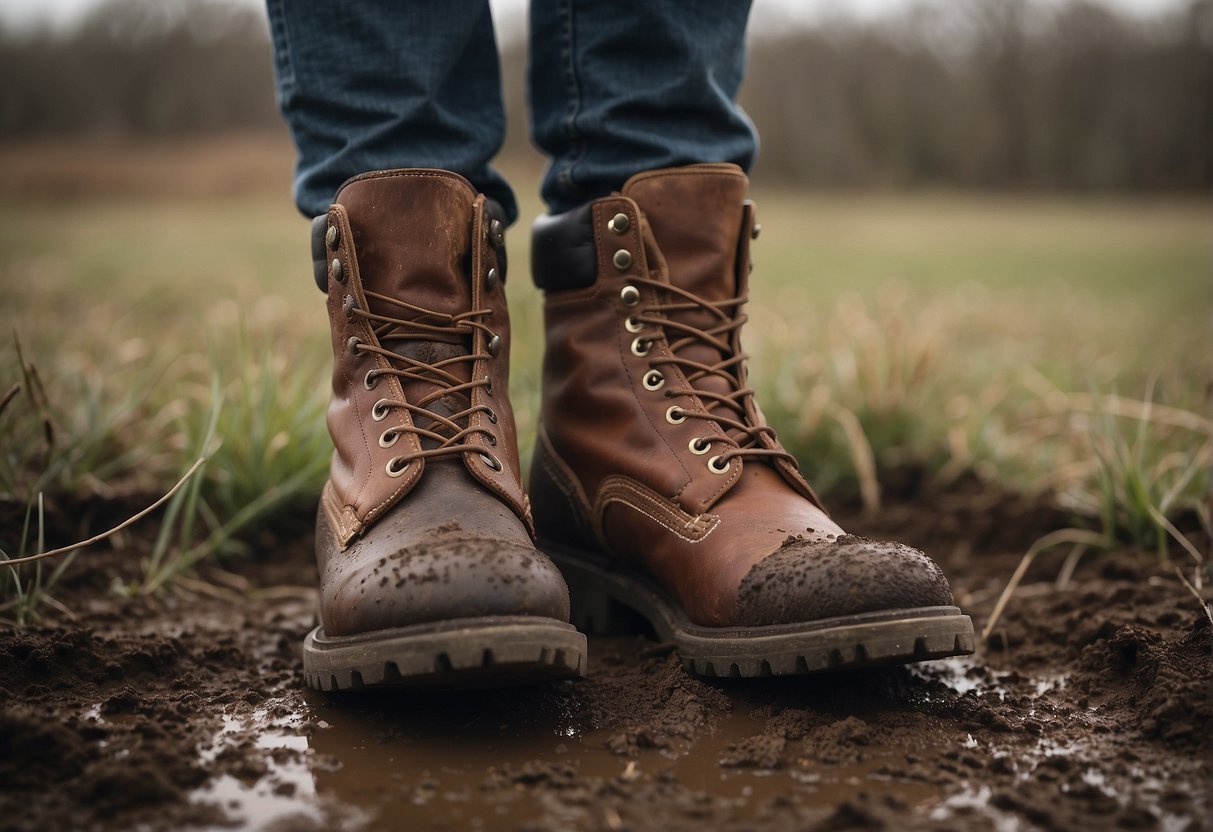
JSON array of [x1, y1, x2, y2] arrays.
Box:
[[1, 484, 1209, 832]]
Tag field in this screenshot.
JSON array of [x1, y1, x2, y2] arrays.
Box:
[[0, 139, 1209, 831]]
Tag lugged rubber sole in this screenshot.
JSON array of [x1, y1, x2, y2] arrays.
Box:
[[303, 615, 587, 692], [544, 543, 975, 678]]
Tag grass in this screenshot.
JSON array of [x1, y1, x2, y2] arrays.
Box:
[[0, 140, 1208, 618]]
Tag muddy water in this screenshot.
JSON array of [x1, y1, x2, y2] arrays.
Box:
[[189, 647, 1016, 831]]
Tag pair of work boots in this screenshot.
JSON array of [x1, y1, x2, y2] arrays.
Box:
[[303, 164, 973, 691]]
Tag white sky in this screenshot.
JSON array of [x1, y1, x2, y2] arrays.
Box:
[[0, 0, 1190, 35]]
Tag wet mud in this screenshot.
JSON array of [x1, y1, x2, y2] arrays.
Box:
[[0, 491, 1208, 831]]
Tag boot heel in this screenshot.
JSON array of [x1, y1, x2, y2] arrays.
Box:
[[554, 553, 649, 637]]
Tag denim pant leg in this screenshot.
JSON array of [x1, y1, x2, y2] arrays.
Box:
[[528, 0, 758, 214], [266, 0, 516, 221]]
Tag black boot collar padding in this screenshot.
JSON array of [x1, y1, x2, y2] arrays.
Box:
[[311, 215, 329, 293], [531, 204, 597, 293]]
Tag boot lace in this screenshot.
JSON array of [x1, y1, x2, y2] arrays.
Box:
[[348, 290, 499, 475], [628, 276, 797, 472]]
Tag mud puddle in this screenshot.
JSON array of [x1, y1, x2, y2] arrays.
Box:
[[186, 648, 1065, 831], [1, 501, 1208, 832]]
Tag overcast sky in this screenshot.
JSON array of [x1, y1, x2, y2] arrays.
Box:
[[0, 0, 1190, 34]]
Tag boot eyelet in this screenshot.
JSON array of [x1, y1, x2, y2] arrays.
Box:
[[707, 455, 731, 474], [487, 334, 502, 357], [751, 223, 762, 240], [624, 316, 643, 333], [326, 224, 340, 249], [689, 437, 712, 455], [613, 249, 632, 271], [486, 433, 497, 447], [363, 370, 379, 390], [331, 257, 344, 283], [486, 408, 498, 424], [642, 370, 665, 391], [483, 376, 493, 395], [485, 267, 498, 292], [371, 399, 391, 422], [342, 294, 357, 318], [620, 285, 640, 306], [346, 336, 362, 355], [487, 219, 504, 248], [480, 452, 502, 472], [666, 406, 686, 425], [608, 213, 630, 234], [379, 429, 399, 449], [631, 337, 651, 357], [385, 457, 410, 477]]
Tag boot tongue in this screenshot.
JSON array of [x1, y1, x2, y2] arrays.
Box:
[[336, 172, 478, 436], [622, 166, 749, 411]]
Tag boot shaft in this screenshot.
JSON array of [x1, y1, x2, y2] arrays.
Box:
[[318, 169, 529, 546], [532, 164, 819, 528]]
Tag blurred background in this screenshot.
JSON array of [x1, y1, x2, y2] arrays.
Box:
[[0, 0, 1208, 192], [0, 0, 1208, 601]]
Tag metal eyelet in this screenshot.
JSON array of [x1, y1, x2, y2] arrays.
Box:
[[331, 257, 344, 283], [485, 267, 498, 292], [666, 406, 686, 425], [371, 399, 390, 422], [363, 370, 378, 390], [751, 223, 762, 240], [624, 316, 643, 333], [613, 249, 632, 271], [707, 455, 731, 474], [342, 295, 357, 318], [689, 437, 712, 455], [631, 337, 651, 357], [487, 219, 504, 248], [326, 224, 340, 249], [480, 452, 502, 472], [346, 336, 362, 355], [385, 457, 410, 477], [642, 370, 665, 391], [379, 429, 399, 449], [487, 334, 502, 357], [608, 213, 629, 234], [620, 285, 640, 306], [486, 433, 497, 447], [483, 376, 493, 395], [486, 408, 498, 424]]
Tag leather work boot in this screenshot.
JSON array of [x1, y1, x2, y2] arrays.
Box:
[[304, 169, 586, 691], [529, 164, 974, 677]]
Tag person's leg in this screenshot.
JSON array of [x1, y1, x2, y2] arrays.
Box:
[[267, 0, 517, 221], [528, 0, 758, 213], [265, 2, 586, 691], [526, 5, 974, 677]]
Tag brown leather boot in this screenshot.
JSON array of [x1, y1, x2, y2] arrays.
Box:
[[304, 169, 585, 691], [529, 163, 973, 677]]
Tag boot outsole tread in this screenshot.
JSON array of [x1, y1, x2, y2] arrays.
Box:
[[544, 542, 975, 678], [303, 616, 587, 692]]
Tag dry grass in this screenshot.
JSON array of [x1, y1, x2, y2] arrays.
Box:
[[0, 137, 1208, 610]]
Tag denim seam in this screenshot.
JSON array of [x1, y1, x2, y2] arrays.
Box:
[[266, 0, 295, 93], [557, 0, 588, 199]]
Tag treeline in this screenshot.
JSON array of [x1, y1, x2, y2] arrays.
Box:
[[0, 0, 1208, 191]]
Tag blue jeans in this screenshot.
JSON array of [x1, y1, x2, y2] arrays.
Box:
[[267, 0, 756, 222]]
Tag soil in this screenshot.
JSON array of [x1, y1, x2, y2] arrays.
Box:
[[1, 484, 1209, 832]]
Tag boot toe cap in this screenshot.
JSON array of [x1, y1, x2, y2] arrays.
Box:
[[323, 534, 571, 637], [735, 535, 955, 627]]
